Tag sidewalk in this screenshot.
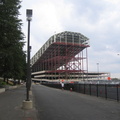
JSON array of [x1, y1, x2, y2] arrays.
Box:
[[0, 85, 38, 120]]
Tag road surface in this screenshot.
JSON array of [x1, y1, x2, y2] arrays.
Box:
[[32, 84, 120, 120]]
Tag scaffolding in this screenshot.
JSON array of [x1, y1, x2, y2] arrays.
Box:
[[31, 31, 90, 82]]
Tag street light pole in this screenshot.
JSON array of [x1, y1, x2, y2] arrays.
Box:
[[26, 9, 32, 101], [22, 9, 33, 109]]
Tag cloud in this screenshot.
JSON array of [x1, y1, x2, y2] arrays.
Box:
[[20, 0, 75, 55], [20, 0, 120, 78]]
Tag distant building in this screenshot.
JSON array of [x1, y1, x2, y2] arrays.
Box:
[[31, 31, 110, 82]]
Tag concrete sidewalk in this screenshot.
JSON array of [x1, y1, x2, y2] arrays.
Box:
[[0, 85, 38, 120]]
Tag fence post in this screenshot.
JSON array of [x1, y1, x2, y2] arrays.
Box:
[[117, 85, 119, 102], [96, 84, 98, 97], [105, 84, 107, 99], [89, 84, 91, 95], [79, 84, 80, 93], [84, 84, 85, 94]]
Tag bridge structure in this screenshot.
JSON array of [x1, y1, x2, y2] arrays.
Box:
[[31, 31, 109, 82]]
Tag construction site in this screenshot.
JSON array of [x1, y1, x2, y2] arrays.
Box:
[[31, 31, 110, 83]]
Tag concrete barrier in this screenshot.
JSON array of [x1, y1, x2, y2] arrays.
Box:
[[9, 86, 17, 89], [22, 100, 33, 109], [0, 88, 5, 94], [4, 85, 17, 90]]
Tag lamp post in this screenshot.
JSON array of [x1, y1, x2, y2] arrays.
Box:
[[26, 9, 32, 101], [97, 63, 99, 80], [22, 9, 33, 109]]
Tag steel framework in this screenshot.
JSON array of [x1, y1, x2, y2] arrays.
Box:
[[31, 31, 90, 81]]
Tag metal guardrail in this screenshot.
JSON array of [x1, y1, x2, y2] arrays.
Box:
[[42, 83, 120, 102]]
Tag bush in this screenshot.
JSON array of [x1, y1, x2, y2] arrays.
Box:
[[0, 81, 7, 86]]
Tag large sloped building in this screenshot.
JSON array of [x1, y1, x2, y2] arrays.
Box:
[[31, 31, 109, 82]]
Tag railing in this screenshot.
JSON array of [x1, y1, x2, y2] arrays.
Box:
[[42, 83, 120, 102]]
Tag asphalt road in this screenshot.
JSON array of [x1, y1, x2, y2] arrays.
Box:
[[32, 84, 120, 120]]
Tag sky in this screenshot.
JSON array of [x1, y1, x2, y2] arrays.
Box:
[[19, 0, 120, 78]]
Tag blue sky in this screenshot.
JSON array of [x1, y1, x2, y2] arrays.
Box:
[[20, 0, 120, 78]]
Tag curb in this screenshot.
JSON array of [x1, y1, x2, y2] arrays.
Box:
[[5, 85, 17, 90], [0, 85, 23, 94], [0, 88, 5, 94]]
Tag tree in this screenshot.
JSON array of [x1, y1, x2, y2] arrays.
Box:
[[0, 0, 26, 83]]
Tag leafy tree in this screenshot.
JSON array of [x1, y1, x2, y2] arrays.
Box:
[[0, 0, 26, 83]]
